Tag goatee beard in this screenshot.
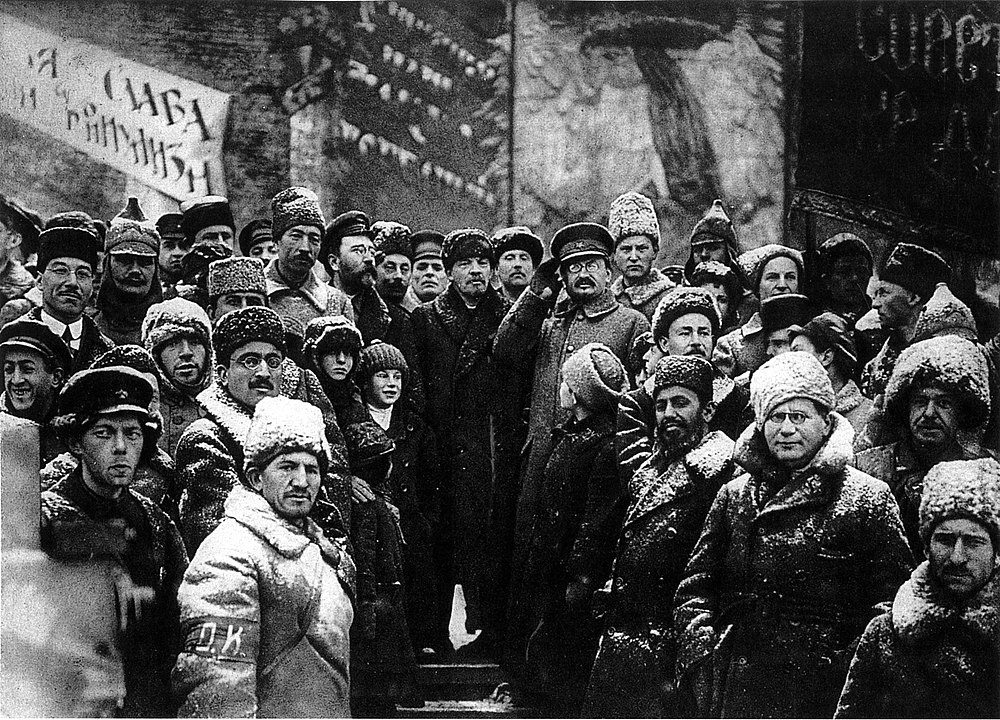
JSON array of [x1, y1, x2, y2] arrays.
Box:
[[655, 422, 707, 463]]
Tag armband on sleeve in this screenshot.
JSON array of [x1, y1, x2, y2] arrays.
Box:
[[181, 617, 260, 664]]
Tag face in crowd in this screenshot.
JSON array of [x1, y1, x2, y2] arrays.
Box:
[[614, 236, 656, 283], [221, 341, 283, 409], [872, 279, 919, 330], [412, 256, 447, 302], [158, 234, 190, 281], [449, 256, 492, 301], [824, 254, 871, 314], [654, 384, 711, 458], [497, 249, 534, 295], [692, 239, 727, 266], [249, 450, 321, 521], [3, 348, 62, 421], [364, 368, 403, 410], [39, 257, 95, 323], [70, 411, 146, 499], [211, 291, 266, 322], [194, 225, 235, 252], [278, 225, 323, 279], [561, 255, 611, 303], [109, 252, 156, 298], [766, 328, 795, 358], [762, 398, 832, 469], [249, 239, 278, 264], [334, 233, 377, 295], [158, 335, 209, 391], [758, 257, 799, 301], [321, 347, 354, 384], [928, 518, 997, 600], [908, 384, 962, 450], [665, 313, 714, 360], [376, 253, 412, 304], [698, 281, 731, 322]]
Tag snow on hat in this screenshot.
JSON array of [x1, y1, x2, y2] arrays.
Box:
[[690, 199, 736, 248], [208, 256, 267, 300], [492, 226, 544, 267], [271, 186, 325, 242], [180, 195, 235, 242], [105, 198, 159, 256], [142, 297, 213, 366], [344, 421, 395, 469], [912, 283, 978, 344], [45, 210, 99, 239], [653, 355, 714, 405], [91, 344, 160, 378], [608, 191, 659, 248], [740, 244, 804, 295], [37, 226, 100, 272], [303, 315, 363, 367], [243, 395, 331, 476], [627, 331, 654, 378], [690, 260, 741, 301], [561, 342, 627, 414], [920, 457, 1000, 548], [213, 306, 286, 366], [442, 228, 494, 270], [651, 286, 721, 343], [884, 335, 991, 429], [355, 340, 408, 384], [372, 221, 413, 262], [751, 351, 835, 429], [879, 242, 948, 301], [817, 232, 873, 274], [760, 293, 814, 334]]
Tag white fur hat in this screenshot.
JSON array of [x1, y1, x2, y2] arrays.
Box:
[[750, 351, 835, 429], [243, 396, 331, 476]]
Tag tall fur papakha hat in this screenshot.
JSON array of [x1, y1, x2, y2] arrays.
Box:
[[442, 228, 494, 271], [243, 395, 331, 477], [608, 191, 659, 248], [912, 283, 978, 344], [36, 226, 100, 273], [651, 286, 721, 343], [105, 197, 159, 256], [879, 242, 949, 301], [271, 186, 325, 242], [213, 306, 286, 366], [690, 199, 737, 248], [919, 457, 1000, 548], [208, 256, 267, 300], [653, 355, 714, 406], [884, 335, 991, 429], [561, 342, 628, 415], [355, 340, 408, 385], [372, 221, 413, 263], [750, 351, 836, 430]]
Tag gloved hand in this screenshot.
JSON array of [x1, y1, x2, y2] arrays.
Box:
[[530, 257, 562, 301], [351, 476, 376, 503]]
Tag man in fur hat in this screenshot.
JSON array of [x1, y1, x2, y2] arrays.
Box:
[[855, 335, 994, 557], [608, 192, 675, 322], [674, 351, 912, 718], [586, 355, 735, 717], [142, 298, 213, 455], [206, 256, 268, 323], [94, 198, 164, 345], [265, 187, 353, 329], [173, 396, 355, 718], [492, 225, 543, 305], [861, 242, 949, 399], [372, 220, 414, 308], [494, 222, 648, 671], [836, 458, 1000, 718], [42, 366, 188, 717], [180, 195, 236, 254]]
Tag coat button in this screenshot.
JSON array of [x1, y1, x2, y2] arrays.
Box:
[[665, 527, 677, 539], [737, 656, 748, 667]]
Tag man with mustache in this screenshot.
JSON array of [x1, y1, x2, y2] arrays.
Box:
[[141, 298, 213, 456], [585, 355, 735, 717], [856, 334, 994, 557], [608, 192, 676, 322], [94, 198, 164, 346], [23, 225, 113, 374], [492, 226, 543, 305], [180, 195, 237, 254], [264, 188, 353, 331], [494, 222, 648, 675], [173, 396, 355, 718], [836, 457, 1000, 719], [326, 212, 423, 412], [373, 220, 414, 309], [407, 230, 448, 310], [155, 213, 190, 298], [617, 287, 749, 484]]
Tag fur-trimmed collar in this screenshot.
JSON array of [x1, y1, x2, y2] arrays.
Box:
[[893, 561, 1000, 646], [611, 268, 674, 309], [431, 283, 508, 379], [263, 260, 333, 313], [196, 381, 254, 449], [626, 430, 735, 526], [224, 483, 320, 559], [836, 379, 865, 414], [554, 287, 618, 320]]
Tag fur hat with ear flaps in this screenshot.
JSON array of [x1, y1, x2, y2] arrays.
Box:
[[243, 395, 331, 477]]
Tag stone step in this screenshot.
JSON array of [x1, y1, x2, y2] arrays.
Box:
[[414, 662, 506, 701], [395, 699, 540, 718]]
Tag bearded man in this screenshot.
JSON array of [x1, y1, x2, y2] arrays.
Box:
[[585, 355, 735, 717]]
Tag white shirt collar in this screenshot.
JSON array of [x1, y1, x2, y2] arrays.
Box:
[[366, 404, 393, 431], [39, 311, 84, 348]]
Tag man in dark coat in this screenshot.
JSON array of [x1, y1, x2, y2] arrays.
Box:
[[836, 458, 1000, 718], [41, 366, 188, 717], [411, 228, 509, 650], [855, 335, 994, 557], [494, 222, 648, 674], [492, 225, 543, 305], [674, 351, 912, 718], [585, 356, 735, 717]]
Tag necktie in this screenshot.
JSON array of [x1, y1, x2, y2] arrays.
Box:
[[61, 326, 76, 356]]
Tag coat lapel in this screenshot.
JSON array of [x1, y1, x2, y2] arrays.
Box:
[[433, 284, 508, 380]]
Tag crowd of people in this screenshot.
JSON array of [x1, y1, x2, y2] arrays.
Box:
[[1, 184, 997, 718]]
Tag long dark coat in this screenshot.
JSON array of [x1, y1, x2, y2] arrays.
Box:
[[506, 413, 624, 706], [673, 414, 913, 718], [410, 283, 509, 601], [584, 430, 735, 718], [835, 562, 1000, 719]]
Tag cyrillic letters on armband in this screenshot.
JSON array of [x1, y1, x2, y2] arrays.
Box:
[[181, 616, 259, 664]]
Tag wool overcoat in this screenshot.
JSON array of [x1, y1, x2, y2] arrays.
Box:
[[172, 485, 355, 718], [674, 415, 913, 718]]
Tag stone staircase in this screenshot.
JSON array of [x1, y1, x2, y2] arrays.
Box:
[[395, 662, 539, 718]]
